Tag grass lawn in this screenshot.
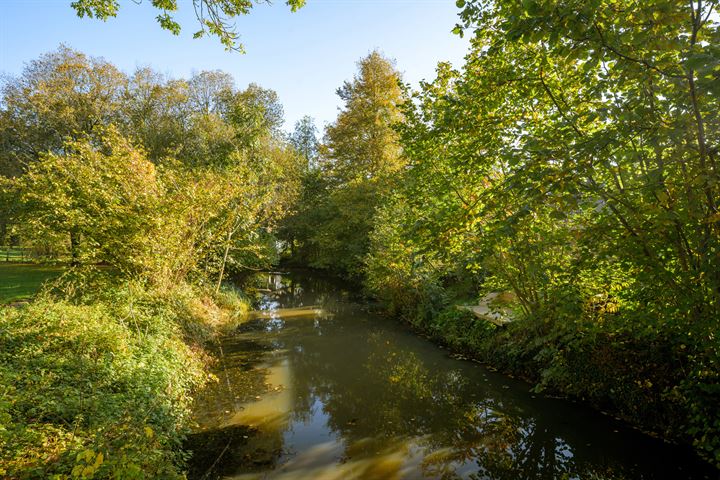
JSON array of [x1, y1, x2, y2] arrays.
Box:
[[0, 263, 65, 303], [0, 247, 32, 262]]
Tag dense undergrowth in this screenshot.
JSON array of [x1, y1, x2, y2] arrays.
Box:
[[0, 273, 250, 479]]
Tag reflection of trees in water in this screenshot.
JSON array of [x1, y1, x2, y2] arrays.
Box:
[[284, 318, 658, 479], [188, 337, 287, 478], [239, 273, 344, 313], [360, 334, 587, 479], [212, 273, 699, 479], [191, 337, 273, 429], [275, 323, 607, 479]]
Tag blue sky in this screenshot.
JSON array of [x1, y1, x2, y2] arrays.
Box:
[[0, 0, 469, 131]]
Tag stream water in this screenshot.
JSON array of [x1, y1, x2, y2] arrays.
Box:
[[186, 271, 716, 480]]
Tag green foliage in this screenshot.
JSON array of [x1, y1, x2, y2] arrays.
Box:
[[430, 307, 496, 351], [323, 51, 405, 185], [682, 353, 720, 467], [0, 281, 209, 478], [1, 47, 304, 288], [8, 127, 161, 274], [289, 116, 319, 166], [363, 0, 720, 467], [0, 44, 299, 479], [122, 68, 189, 162], [281, 51, 405, 276], [0, 46, 126, 177], [71, 0, 306, 52], [365, 194, 448, 321], [212, 285, 252, 329]]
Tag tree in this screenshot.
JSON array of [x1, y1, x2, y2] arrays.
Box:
[[306, 51, 405, 275], [365, 0, 720, 465], [0, 45, 126, 177], [6, 127, 160, 272], [0, 45, 128, 259], [227, 83, 285, 148], [123, 67, 191, 161], [187, 70, 235, 115], [453, 0, 720, 318], [323, 51, 404, 185], [290, 115, 319, 167], [0, 47, 302, 287], [70, 0, 306, 52], [276, 116, 323, 259]]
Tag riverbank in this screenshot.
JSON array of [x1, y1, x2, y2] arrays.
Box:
[[390, 300, 720, 470], [0, 273, 251, 479], [180, 270, 717, 479]]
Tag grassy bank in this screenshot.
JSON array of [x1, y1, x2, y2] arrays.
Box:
[[0, 274, 250, 479], [0, 263, 65, 303], [395, 300, 720, 469]]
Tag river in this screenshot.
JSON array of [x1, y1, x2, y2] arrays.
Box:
[[186, 271, 716, 480]]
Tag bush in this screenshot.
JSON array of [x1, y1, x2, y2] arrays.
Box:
[[428, 307, 495, 351], [0, 283, 208, 479], [213, 285, 251, 325]]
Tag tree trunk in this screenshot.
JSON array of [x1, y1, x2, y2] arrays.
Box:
[[70, 231, 80, 266], [216, 230, 233, 294]]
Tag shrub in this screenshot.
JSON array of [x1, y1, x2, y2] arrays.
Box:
[[0, 284, 207, 479]]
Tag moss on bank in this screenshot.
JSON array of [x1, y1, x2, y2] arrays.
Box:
[[0, 276, 251, 479]]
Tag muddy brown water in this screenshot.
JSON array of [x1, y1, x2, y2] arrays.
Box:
[[186, 271, 717, 480]]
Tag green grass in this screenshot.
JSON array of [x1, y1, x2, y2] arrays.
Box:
[[0, 247, 33, 262], [0, 263, 65, 303]]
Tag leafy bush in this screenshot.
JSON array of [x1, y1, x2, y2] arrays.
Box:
[[213, 285, 251, 325], [428, 307, 495, 351], [0, 283, 210, 479]]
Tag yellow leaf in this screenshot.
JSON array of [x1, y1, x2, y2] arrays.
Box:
[[144, 426, 154, 439], [93, 452, 104, 468], [76, 449, 94, 463]]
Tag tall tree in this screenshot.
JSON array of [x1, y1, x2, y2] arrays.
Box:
[[187, 70, 235, 115], [277, 116, 323, 260], [227, 83, 285, 148], [308, 51, 405, 275], [323, 50, 405, 185], [290, 115, 319, 167], [366, 0, 720, 465], [123, 67, 191, 161]]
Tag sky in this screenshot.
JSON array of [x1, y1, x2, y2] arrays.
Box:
[[0, 0, 470, 131]]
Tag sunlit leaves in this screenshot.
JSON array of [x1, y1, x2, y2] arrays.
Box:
[[368, 0, 720, 464], [9, 128, 160, 275], [292, 51, 405, 275]]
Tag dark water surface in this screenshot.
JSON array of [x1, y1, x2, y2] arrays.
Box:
[[187, 272, 716, 480]]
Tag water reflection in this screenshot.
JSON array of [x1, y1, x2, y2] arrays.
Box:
[[187, 272, 715, 480]]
